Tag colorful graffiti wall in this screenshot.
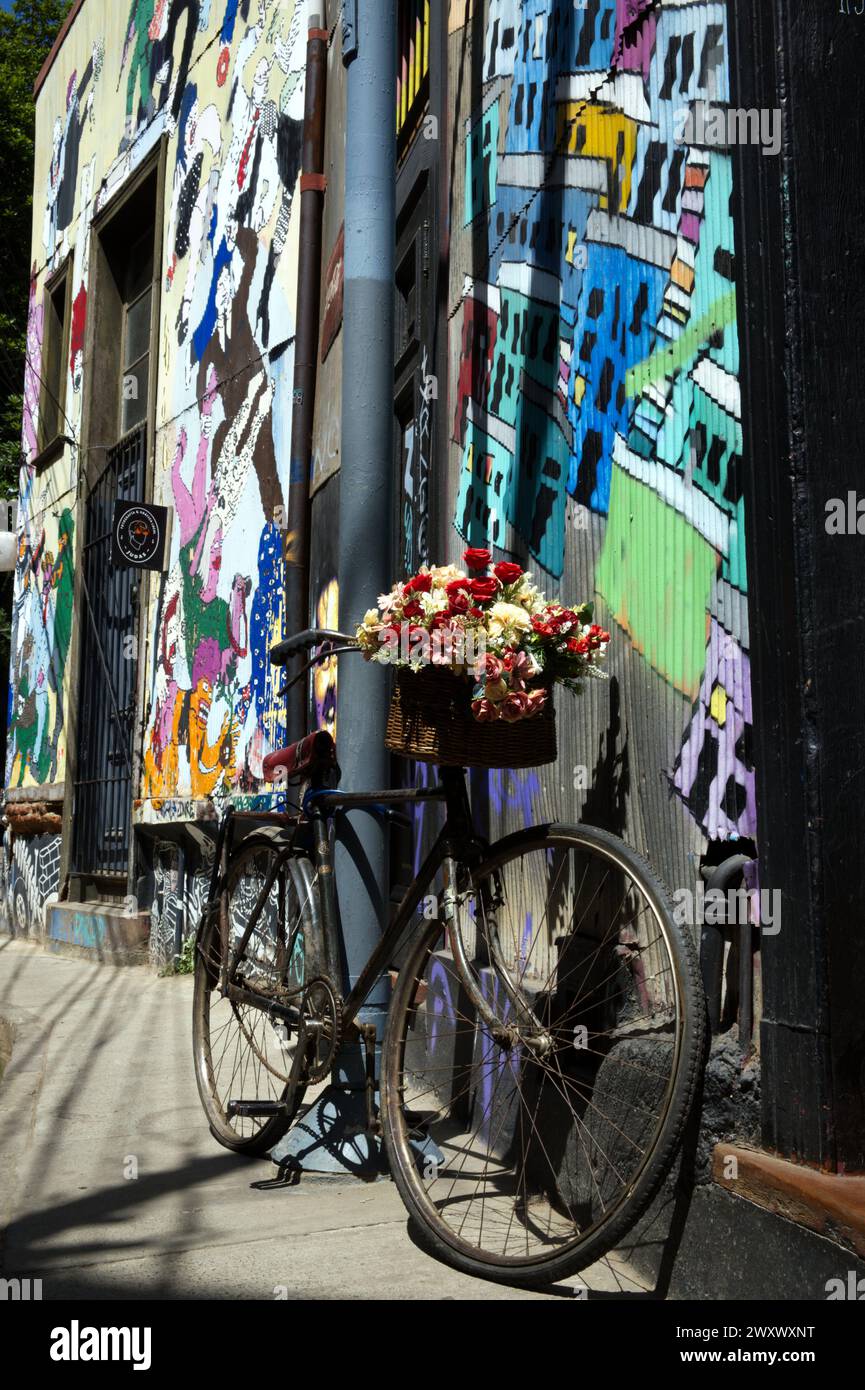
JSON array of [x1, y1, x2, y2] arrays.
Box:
[[447, 0, 754, 886], [12, 0, 312, 833]]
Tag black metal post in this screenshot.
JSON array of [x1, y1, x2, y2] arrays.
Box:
[[730, 0, 865, 1168]]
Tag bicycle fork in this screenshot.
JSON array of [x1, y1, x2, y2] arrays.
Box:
[[440, 853, 553, 1056]]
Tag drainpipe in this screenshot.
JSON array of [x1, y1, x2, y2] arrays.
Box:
[[271, 0, 396, 1178], [285, 16, 329, 741], [699, 854, 755, 1042], [172, 843, 186, 968], [333, 0, 396, 1054]]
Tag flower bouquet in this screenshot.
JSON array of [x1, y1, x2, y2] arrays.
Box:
[[356, 548, 609, 768]]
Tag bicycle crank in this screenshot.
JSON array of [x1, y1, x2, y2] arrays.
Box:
[[299, 976, 343, 1083]]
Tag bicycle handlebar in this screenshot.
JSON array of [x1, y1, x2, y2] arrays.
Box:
[[270, 628, 357, 667]]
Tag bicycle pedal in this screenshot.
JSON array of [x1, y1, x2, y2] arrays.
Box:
[[227, 1100, 290, 1119]]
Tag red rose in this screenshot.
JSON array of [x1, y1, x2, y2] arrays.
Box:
[[463, 547, 492, 570], [449, 593, 470, 615], [472, 697, 498, 723], [429, 611, 451, 630], [493, 561, 523, 585], [446, 579, 469, 598], [501, 691, 530, 723], [402, 600, 423, 618], [469, 577, 499, 602], [404, 572, 432, 594]]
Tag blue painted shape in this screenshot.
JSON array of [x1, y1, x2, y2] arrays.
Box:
[[484, 182, 593, 312], [48, 907, 106, 949], [249, 520, 287, 742], [456, 392, 570, 578], [567, 243, 666, 512], [192, 235, 233, 362]]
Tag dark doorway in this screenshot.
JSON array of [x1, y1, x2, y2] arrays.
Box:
[[72, 164, 159, 882]]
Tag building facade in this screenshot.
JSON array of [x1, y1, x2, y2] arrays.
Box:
[[4, 0, 865, 1277], [3, 0, 312, 956], [2, 0, 754, 1035]]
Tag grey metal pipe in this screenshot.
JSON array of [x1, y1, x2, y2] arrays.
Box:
[[333, 0, 396, 1085]]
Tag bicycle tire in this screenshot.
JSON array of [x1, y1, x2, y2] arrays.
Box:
[[380, 822, 706, 1287], [192, 834, 319, 1156]]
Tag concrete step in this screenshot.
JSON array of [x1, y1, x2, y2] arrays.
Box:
[[45, 901, 150, 966]]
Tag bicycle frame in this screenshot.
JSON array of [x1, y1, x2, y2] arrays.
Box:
[[204, 764, 504, 1044]]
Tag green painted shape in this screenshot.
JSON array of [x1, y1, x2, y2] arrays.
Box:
[[596, 465, 719, 698], [464, 98, 499, 226], [625, 289, 738, 398]]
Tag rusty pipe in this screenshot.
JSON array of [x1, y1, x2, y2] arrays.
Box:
[[285, 17, 329, 741], [699, 854, 754, 1037]]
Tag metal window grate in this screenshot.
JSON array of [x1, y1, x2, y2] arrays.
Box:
[[72, 423, 146, 878]]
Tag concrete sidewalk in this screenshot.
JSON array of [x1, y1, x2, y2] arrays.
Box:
[[0, 938, 651, 1301]]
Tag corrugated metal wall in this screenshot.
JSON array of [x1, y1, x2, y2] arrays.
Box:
[[443, 0, 754, 905]]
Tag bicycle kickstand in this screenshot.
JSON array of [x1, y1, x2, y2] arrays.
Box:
[[360, 1023, 380, 1134]]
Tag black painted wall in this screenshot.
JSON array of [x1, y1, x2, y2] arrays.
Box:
[[732, 0, 865, 1169]]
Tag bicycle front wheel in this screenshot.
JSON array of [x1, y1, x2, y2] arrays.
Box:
[[381, 823, 705, 1287], [192, 834, 319, 1156]]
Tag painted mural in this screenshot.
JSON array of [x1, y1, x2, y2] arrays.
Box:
[[148, 834, 215, 966], [139, 0, 308, 817], [11, 0, 311, 829], [449, 0, 755, 852], [0, 831, 62, 938], [5, 0, 755, 950]]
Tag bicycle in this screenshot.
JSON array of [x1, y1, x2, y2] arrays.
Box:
[[192, 627, 706, 1288]]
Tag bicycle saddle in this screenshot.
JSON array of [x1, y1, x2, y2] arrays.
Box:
[[262, 730, 337, 784]]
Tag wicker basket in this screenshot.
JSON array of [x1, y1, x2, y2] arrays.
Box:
[[385, 666, 557, 769]]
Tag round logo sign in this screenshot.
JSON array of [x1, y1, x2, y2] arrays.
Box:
[[114, 506, 162, 567]]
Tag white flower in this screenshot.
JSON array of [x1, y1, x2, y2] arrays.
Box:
[[421, 591, 448, 616], [487, 602, 533, 638], [429, 563, 466, 587]]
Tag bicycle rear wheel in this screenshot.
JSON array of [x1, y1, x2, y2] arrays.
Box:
[[192, 834, 319, 1155], [381, 823, 705, 1286]]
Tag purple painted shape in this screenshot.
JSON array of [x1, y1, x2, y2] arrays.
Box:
[[412, 761, 432, 878], [475, 972, 519, 1146], [428, 956, 456, 1058], [680, 213, 702, 245], [614, 0, 657, 79], [673, 619, 757, 840], [22, 277, 42, 461], [488, 767, 540, 825]]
